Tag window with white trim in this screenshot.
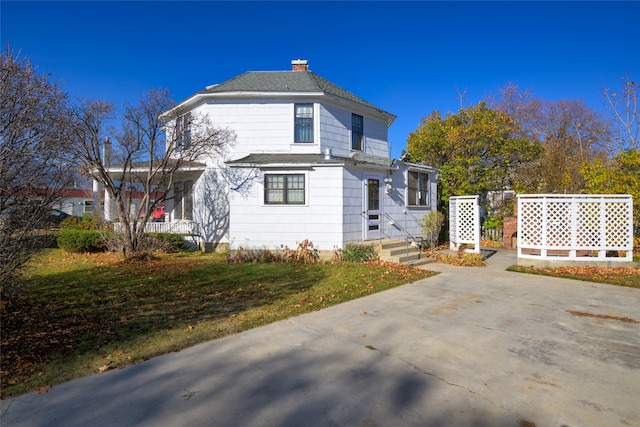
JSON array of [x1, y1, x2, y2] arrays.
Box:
[[351, 113, 363, 151], [264, 174, 305, 204], [174, 180, 193, 220], [294, 104, 313, 143], [175, 112, 191, 150], [407, 171, 429, 206]]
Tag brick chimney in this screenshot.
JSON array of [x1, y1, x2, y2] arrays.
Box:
[[291, 59, 308, 71]]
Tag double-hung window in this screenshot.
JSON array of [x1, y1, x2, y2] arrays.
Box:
[[351, 113, 363, 151], [174, 180, 193, 220], [294, 104, 313, 143], [407, 171, 429, 207], [264, 174, 305, 205], [175, 112, 192, 150]]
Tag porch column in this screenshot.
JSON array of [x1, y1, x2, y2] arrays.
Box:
[[92, 179, 101, 219], [104, 189, 112, 221]]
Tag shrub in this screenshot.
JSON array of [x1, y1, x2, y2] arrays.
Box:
[[101, 232, 186, 256], [60, 215, 104, 231], [421, 211, 446, 253], [282, 239, 319, 263], [226, 240, 319, 264], [146, 233, 185, 252], [482, 215, 502, 229], [57, 230, 105, 253], [341, 243, 378, 263]]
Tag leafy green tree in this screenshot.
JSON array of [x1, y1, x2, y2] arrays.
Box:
[[581, 149, 640, 239], [407, 102, 541, 210]]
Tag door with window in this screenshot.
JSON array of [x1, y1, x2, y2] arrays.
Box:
[[364, 175, 383, 240]]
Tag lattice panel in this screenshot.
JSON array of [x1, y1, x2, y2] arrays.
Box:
[[518, 194, 633, 262], [449, 196, 480, 253], [576, 202, 600, 247], [546, 201, 572, 247], [606, 202, 632, 247], [519, 201, 543, 246], [457, 200, 476, 241], [449, 199, 458, 244]]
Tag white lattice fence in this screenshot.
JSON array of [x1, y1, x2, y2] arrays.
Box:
[[449, 195, 480, 253], [517, 194, 633, 262]]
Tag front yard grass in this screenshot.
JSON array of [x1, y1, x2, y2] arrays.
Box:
[[1, 249, 435, 399], [507, 264, 640, 288]]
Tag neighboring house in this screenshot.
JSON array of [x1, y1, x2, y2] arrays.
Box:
[[110, 59, 438, 257], [53, 189, 95, 217]]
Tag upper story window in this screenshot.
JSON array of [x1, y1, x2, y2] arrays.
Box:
[[407, 171, 429, 207], [175, 112, 192, 150], [351, 113, 363, 151], [264, 174, 305, 205], [294, 104, 313, 143]]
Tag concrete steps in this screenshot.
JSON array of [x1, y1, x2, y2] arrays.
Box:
[[376, 239, 435, 267]]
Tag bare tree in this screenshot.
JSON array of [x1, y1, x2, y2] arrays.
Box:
[[70, 89, 236, 258], [489, 83, 611, 193], [0, 46, 75, 295], [604, 76, 638, 151]]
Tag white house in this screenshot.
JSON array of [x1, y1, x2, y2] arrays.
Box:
[[154, 60, 438, 257]]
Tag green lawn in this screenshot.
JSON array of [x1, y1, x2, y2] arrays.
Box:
[[1, 249, 435, 398]]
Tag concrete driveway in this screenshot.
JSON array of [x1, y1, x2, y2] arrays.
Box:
[[2, 250, 639, 427]]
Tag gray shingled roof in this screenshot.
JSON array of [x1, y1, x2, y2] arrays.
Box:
[[197, 71, 391, 116], [226, 153, 394, 168]]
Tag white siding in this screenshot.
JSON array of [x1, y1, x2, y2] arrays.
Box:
[[229, 166, 344, 251], [190, 99, 391, 164], [318, 104, 390, 158], [192, 167, 231, 244], [381, 165, 438, 241], [341, 168, 365, 244], [227, 163, 439, 252], [198, 101, 301, 159]]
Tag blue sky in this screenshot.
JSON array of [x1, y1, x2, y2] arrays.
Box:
[[2, 1, 639, 159]]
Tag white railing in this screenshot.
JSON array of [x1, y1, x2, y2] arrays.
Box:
[[450, 195, 481, 253], [517, 194, 633, 262], [113, 220, 201, 236]]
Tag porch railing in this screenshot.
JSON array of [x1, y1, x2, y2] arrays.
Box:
[[112, 220, 201, 236]]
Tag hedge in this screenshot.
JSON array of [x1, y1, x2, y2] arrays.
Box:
[[57, 230, 105, 253]]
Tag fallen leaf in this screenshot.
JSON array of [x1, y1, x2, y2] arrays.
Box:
[[37, 385, 52, 394]]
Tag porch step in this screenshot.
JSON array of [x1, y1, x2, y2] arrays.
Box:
[[376, 239, 435, 268]]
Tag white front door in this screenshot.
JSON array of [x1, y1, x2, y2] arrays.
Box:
[[364, 175, 383, 240]]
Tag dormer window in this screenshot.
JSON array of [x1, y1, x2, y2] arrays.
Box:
[[351, 113, 363, 151], [294, 104, 313, 143]]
